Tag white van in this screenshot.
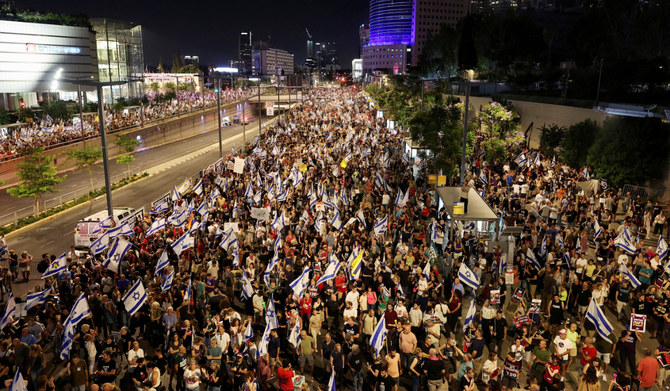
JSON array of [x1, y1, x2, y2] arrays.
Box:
[[74, 207, 140, 250], [221, 116, 231, 127]]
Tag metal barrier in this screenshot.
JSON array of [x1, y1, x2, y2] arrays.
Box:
[[621, 184, 663, 202]]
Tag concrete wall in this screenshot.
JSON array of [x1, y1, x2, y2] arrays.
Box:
[[0, 106, 221, 187], [456, 95, 609, 148]]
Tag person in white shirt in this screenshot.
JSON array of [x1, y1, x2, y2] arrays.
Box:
[[394, 298, 408, 320], [553, 329, 574, 375], [183, 360, 202, 390], [342, 301, 357, 320], [592, 281, 608, 307], [127, 341, 145, 369], [345, 288, 360, 312], [575, 254, 588, 275], [409, 303, 423, 330]]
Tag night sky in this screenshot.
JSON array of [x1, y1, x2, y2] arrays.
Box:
[[20, 0, 368, 69]]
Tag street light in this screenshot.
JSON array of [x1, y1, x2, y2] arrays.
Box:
[[460, 70, 474, 186], [64, 79, 128, 218]]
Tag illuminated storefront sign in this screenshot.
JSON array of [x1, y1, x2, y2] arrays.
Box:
[[26, 43, 81, 54]]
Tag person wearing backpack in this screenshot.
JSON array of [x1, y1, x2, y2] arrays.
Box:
[[408, 347, 424, 391]]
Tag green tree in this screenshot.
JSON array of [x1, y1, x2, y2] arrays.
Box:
[[409, 104, 462, 177], [0, 108, 9, 125], [16, 107, 34, 122], [539, 124, 566, 157], [114, 134, 141, 179], [587, 117, 670, 187], [177, 64, 201, 74], [163, 82, 176, 92], [560, 119, 598, 168], [7, 147, 65, 215], [149, 82, 160, 93], [482, 138, 508, 165], [41, 100, 71, 121], [64, 145, 102, 194], [171, 53, 183, 73]]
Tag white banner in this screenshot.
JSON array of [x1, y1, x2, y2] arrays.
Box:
[[251, 207, 271, 221], [233, 157, 245, 174], [223, 222, 240, 233]]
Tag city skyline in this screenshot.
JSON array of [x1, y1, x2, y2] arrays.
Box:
[[18, 0, 368, 68]]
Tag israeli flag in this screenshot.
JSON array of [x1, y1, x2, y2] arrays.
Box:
[[68, 292, 91, 325], [25, 287, 51, 311], [316, 261, 342, 286], [397, 282, 405, 297], [552, 156, 556, 167], [243, 320, 254, 342], [373, 216, 388, 237], [167, 209, 188, 228], [257, 324, 272, 357], [271, 213, 286, 232], [619, 266, 641, 288], [196, 201, 207, 216], [90, 232, 111, 255], [328, 369, 337, 391], [241, 271, 255, 300], [356, 209, 366, 229], [396, 188, 409, 208], [184, 279, 193, 302], [585, 298, 614, 343], [614, 232, 636, 254], [0, 292, 16, 330], [575, 238, 582, 253], [479, 170, 488, 184], [104, 238, 132, 274], [244, 182, 254, 199], [154, 251, 169, 276], [583, 168, 590, 180], [538, 236, 547, 259], [0, 235, 7, 256], [92, 215, 114, 235], [122, 279, 147, 316], [533, 153, 541, 166], [219, 230, 238, 252], [423, 260, 431, 280], [60, 322, 75, 360], [594, 219, 602, 239], [151, 201, 169, 215], [563, 252, 571, 268], [288, 321, 302, 349], [41, 253, 67, 279], [556, 233, 564, 249], [331, 210, 342, 231], [146, 218, 166, 237], [172, 231, 194, 256], [263, 252, 279, 286], [192, 180, 204, 196], [657, 237, 669, 260], [462, 299, 476, 332], [526, 248, 542, 269], [161, 271, 174, 292], [600, 179, 608, 191], [109, 222, 134, 239], [514, 152, 526, 167], [369, 316, 387, 358], [171, 186, 181, 201], [215, 175, 225, 189], [459, 263, 479, 290], [265, 296, 279, 330], [289, 267, 311, 298], [9, 369, 27, 391]]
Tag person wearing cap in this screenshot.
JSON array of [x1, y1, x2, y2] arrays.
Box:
[[553, 329, 573, 376]]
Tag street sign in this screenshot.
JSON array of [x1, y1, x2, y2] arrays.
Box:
[[266, 101, 275, 116]]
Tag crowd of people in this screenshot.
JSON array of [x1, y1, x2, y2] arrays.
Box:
[[0, 86, 667, 391], [0, 88, 254, 162]]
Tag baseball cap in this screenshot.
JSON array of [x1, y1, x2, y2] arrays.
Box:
[[559, 329, 567, 334]]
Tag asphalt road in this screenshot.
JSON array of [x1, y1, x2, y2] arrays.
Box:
[[0, 100, 259, 226], [3, 104, 275, 298]]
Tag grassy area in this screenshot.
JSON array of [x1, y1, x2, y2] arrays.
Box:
[[0, 172, 149, 236]]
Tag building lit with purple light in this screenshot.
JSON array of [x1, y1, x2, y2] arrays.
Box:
[[363, 0, 414, 74]]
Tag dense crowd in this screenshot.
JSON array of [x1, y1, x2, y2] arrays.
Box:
[[0, 88, 253, 162], [0, 86, 667, 391]]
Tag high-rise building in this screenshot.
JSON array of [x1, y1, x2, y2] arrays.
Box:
[[362, 0, 414, 74], [90, 18, 144, 102], [359, 24, 370, 57], [238, 31, 253, 75], [410, 0, 470, 66], [317, 42, 340, 71], [252, 41, 294, 75]]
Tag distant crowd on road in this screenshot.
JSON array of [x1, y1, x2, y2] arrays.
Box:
[[0, 88, 254, 162], [0, 86, 667, 391]]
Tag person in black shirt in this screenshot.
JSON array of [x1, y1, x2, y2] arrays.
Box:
[[366, 356, 383, 391], [490, 311, 508, 355], [460, 366, 477, 391], [95, 350, 117, 384], [423, 348, 446, 390], [347, 344, 364, 391], [376, 367, 395, 391]]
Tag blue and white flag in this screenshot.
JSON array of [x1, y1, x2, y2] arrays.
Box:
[[243, 320, 254, 342], [41, 253, 67, 279], [244, 181, 254, 199], [183, 279, 192, 302], [154, 251, 169, 276], [92, 215, 114, 235], [600, 179, 608, 191], [288, 321, 302, 349], [575, 238, 582, 253], [167, 209, 187, 227], [594, 219, 602, 239], [583, 167, 590, 180], [533, 152, 541, 166], [614, 231, 636, 254], [219, 229, 238, 252], [397, 282, 405, 298], [90, 231, 111, 255], [196, 201, 207, 216], [330, 210, 342, 231], [68, 293, 91, 325], [122, 279, 147, 316], [585, 298, 614, 343], [316, 261, 342, 286], [327, 369, 336, 391], [146, 218, 166, 237], [657, 237, 669, 260], [619, 266, 641, 288], [462, 299, 476, 332], [192, 180, 204, 196], [556, 233, 565, 249], [396, 188, 409, 208], [171, 186, 181, 201], [265, 296, 279, 330], [264, 252, 279, 286], [172, 231, 194, 256], [563, 252, 571, 268], [104, 237, 131, 274], [479, 170, 487, 184], [458, 263, 479, 290], [0, 236, 7, 256], [0, 292, 16, 330], [369, 316, 387, 358], [552, 156, 556, 167], [373, 216, 388, 237], [271, 213, 286, 232], [9, 369, 27, 391], [161, 271, 174, 292], [289, 267, 310, 298], [538, 236, 547, 259], [356, 209, 366, 229], [526, 248, 541, 269], [108, 222, 134, 239], [151, 201, 169, 215], [514, 152, 527, 167], [241, 271, 255, 300], [25, 287, 51, 311], [257, 324, 272, 358]]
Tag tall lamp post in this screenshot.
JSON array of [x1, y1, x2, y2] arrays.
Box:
[[64, 79, 127, 218], [460, 70, 473, 186], [258, 76, 262, 135], [208, 72, 226, 159]]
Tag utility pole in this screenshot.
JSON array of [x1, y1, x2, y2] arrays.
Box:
[[77, 84, 85, 143], [595, 59, 604, 106], [258, 76, 262, 135], [460, 77, 471, 186], [243, 79, 247, 143], [216, 78, 223, 158]]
